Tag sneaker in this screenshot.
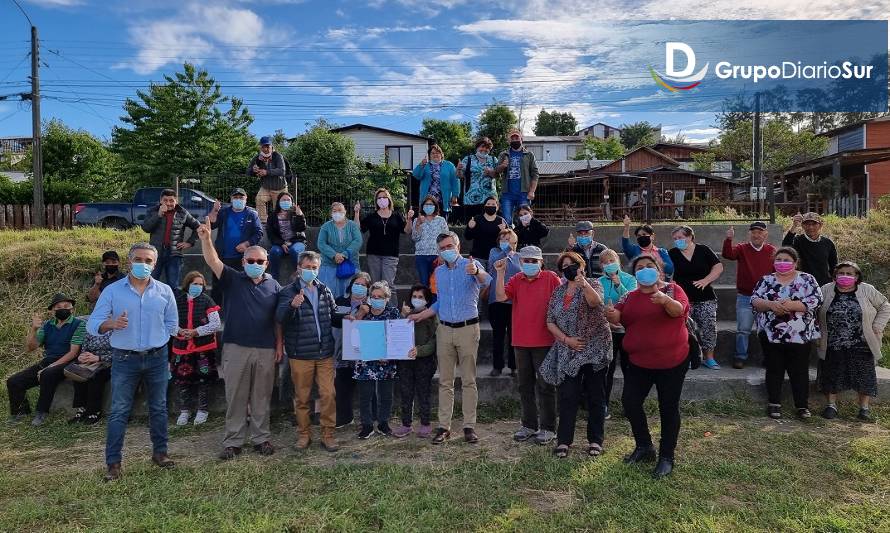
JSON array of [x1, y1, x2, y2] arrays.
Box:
[[431, 427, 450, 444], [797, 408, 812, 419], [31, 412, 48, 427], [732, 359, 745, 369], [821, 405, 838, 420], [513, 426, 538, 442], [335, 419, 353, 429], [417, 424, 432, 438], [176, 411, 190, 426], [84, 413, 101, 425], [193, 410, 209, 426], [489, 368, 502, 377], [357, 425, 375, 439], [702, 359, 721, 370], [767, 404, 782, 419], [377, 423, 393, 437], [6, 413, 27, 425], [857, 408, 874, 423], [68, 408, 85, 424], [534, 430, 556, 445], [604, 406, 612, 421], [392, 425, 413, 438]]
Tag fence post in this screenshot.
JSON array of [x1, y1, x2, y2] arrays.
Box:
[[644, 177, 652, 224]]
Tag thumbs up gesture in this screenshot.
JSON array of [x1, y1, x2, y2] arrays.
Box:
[[792, 212, 803, 229], [467, 217, 477, 229], [112, 310, 128, 330], [465, 256, 479, 275], [623, 214, 631, 228], [407, 207, 415, 219], [726, 226, 735, 239], [354, 201, 361, 214], [31, 313, 43, 330], [567, 232, 576, 247]]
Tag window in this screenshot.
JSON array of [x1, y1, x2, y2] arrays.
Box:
[[566, 144, 581, 159], [526, 144, 544, 160], [385, 146, 413, 170]]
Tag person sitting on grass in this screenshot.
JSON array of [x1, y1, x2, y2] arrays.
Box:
[[393, 285, 439, 439]]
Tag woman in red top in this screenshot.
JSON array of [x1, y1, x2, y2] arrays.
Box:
[[606, 255, 689, 479]]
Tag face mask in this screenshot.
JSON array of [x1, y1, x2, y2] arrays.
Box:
[[411, 298, 427, 310], [244, 263, 266, 279], [519, 214, 532, 225], [351, 284, 368, 298], [300, 268, 318, 283], [54, 309, 72, 321], [561, 263, 580, 281], [332, 212, 345, 222], [603, 263, 620, 275], [577, 235, 592, 247], [476, 150, 488, 158], [521, 262, 541, 277], [635, 267, 659, 286], [637, 235, 652, 248], [836, 275, 857, 288], [231, 198, 246, 211], [369, 297, 387, 310], [484, 206, 498, 216], [131, 262, 153, 280], [104, 265, 119, 275], [376, 197, 390, 209], [499, 241, 511, 252], [674, 238, 688, 250], [188, 284, 203, 298], [423, 204, 436, 215], [510, 140, 522, 150], [440, 249, 459, 264], [279, 200, 293, 211], [774, 260, 794, 274]]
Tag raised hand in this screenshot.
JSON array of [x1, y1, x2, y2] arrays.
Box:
[[407, 207, 415, 219], [212, 200, 221, 213], [354, 201, 361, 214], [497, 221, 507, 231], [465, 256, 478, 275], [94, 271, 103, 285], [421, 156, 428, 166], [111, 310, 128, 330], [567, 232, 576, 247], [494, 258, 507, 273], [197, 217, 212, 241], [467, 217, 477, 229], [401, 302, 412, 317], [293, 204, 303, 216], [726, 226, 735, 239], [604, 304, 620, 323], [31, 313, 43, 330], [791, 212, 803, 229], [290, 290, 305, 309], [623, 214, 631, 228], [158, 203, 168, 215]]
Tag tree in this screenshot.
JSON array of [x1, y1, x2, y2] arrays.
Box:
[[619, 121, 659, 150], [573, 136, 624, 161], [41, 119, 122, 199], [713, 118, 827, 172], [112, 63, 256, 185], [477, 103, 518, 155], [419, 118, 473, 163], [270, 129, 289, 150], [533, 109, 577, 136]]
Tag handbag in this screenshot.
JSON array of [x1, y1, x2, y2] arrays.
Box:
[[64, 360, 110, 383], [336, 250, 357, 279], [663, 284, 702, 369]]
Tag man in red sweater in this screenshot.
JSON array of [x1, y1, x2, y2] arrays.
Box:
[[722, 221, 775, 369]]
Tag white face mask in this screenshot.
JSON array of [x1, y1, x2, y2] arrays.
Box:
[[376, 197, 390, 209], [332, 212, 345, 222]]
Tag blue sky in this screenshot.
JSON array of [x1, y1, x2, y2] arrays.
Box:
[[0, 0, 885, 144]]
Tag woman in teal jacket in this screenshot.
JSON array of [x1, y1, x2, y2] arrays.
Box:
[[412, 144, 459, 218], [317, 202, 363, 298]]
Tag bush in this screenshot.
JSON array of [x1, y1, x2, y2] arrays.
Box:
[[0, 180, 92, 205]]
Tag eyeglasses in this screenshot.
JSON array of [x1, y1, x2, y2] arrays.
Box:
[[245, 259, 267, 265]]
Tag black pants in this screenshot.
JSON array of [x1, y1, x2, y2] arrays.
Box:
[[621, 359, 688, 460], [212, 257, 243, 314], [760, 333, 810, 409], [557, 364, 608, 446], [7, 359, 68, 415], [604, 331, 627, 403], [397, 356, 437, 426], [178, 382, 210, 412], [488, 302, 515, 371], [72, 367, 111, 416], [335, 366, 356, 426], [358, 379, 393, 427], [516, 347, 556, 432]]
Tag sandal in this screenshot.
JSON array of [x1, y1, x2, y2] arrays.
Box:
[[586, 442, 603, 457], [552, 444, 570, 458]]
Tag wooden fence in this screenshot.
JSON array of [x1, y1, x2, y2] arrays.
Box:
[[0, 204, 75, 230]]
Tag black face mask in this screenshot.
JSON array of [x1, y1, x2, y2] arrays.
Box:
[[561, 263, 580, 280], [510, 141, 522, 150], [104, 265, 119, 275], [484, 206, 498, 216], [54, 309, 72, 321], [636, 235, 652, 248]]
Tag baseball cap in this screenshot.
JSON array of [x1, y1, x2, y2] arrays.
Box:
[[519, 246, 543, 261], [259, 136, 272, 146], [748, 221, 767, 231], [801, 212, 823, 224], [231, 187, 247, 197], [575, 221, 594, 232], [101, 250, 120, 262]]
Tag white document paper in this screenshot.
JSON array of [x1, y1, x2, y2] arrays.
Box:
[[385, 319, 416, 360]]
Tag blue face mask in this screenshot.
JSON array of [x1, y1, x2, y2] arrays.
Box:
[[351, 284, 368, 298], [577, 235, 593, 246], [423, 204, 436, 215], [231, 198, 246, 211], [188, 284, 203, 298], [635, 267, 659, 286], [499, 241, 511, 252], [279, 200, 293, 210], [369, 297, 387, 310], [674, 238, 688, 250], [131, 262, 153, 280], [300, 268, 318, 284], [411, 298, 427, 310], [440, 249, 459, 264], [244, 263, 266, 279], [603, 263, 620, 275], [521, 262, 542, 277]]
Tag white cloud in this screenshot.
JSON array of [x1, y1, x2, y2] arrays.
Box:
[[25, 0, 83, 7], [432, 48, 480, 61]]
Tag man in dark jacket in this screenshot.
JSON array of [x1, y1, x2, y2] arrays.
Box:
[[568, 220, 607, 277], [141, 189, 199, 286], [209, 188, 264, 306], [276, 251, 339, 452], [248, 136, 289, 224]]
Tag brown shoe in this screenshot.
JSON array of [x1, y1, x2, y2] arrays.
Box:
[[104, 463, 121, 482], [463, 428, 479, 444], [218, 447, 242, 460], [296, 431, 312, 450], [151, 453, 175, 469], [253, 441, 275, 456], [431, 427, 450, 444], [321, 428, 340, 452]]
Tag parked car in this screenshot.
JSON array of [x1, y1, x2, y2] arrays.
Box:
[[74, 187, 221, 229]]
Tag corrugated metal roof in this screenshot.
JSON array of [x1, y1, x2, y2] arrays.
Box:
[[537, 159, 612, 175], [524, 135, 585, 143]]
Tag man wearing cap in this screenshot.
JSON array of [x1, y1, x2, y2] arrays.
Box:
[[496, 129, 539, 224], [87, 251, 126, 305], [6, 293, 85, 426], [568, 221, 608, 277], [782, 212, 837, 286], [494, 246, 562, 445], [141, 188, 200, 286], [248, 136, 289, 224], [723, 221, 776, 369], [208, 188, 264, 306]]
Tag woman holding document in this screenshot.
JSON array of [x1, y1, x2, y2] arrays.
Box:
[[393, 285, 439, 438]]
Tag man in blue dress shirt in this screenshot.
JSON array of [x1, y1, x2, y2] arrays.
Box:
[[88, 242, 179, 482]]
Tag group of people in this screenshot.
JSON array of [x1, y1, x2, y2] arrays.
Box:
[[5, 133, 888, 482]]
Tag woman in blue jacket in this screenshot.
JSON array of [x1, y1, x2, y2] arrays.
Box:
[[317, 202, 363, 298], [412, 144, 459, 220]]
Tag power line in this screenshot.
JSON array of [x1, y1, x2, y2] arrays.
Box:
[[9, 0, 33, 27]]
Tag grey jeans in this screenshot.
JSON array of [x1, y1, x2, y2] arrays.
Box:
[[366, 255, 399, 302]]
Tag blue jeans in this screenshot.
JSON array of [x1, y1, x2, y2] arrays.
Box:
[[319, 263, 350, 299], [106, 346, 169, 465], [268, 242, 306, 282], [735, 295, 755, 360], [415, 255, 437, 287], [152, 248, 182, 286], [500, 191, 528, 225]]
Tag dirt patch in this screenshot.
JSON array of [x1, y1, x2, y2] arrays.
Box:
[[518, 488, 578, 514]]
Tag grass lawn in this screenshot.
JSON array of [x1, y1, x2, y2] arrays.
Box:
[[0, 400, 888, 533]]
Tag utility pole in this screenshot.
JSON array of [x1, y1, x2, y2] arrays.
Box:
[[30, 25, 44, 227], [752, 92, 763, 218]]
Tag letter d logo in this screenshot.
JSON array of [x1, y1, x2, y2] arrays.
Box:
[[649, 41, 709, 92], [666, 42, 696, 77]]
